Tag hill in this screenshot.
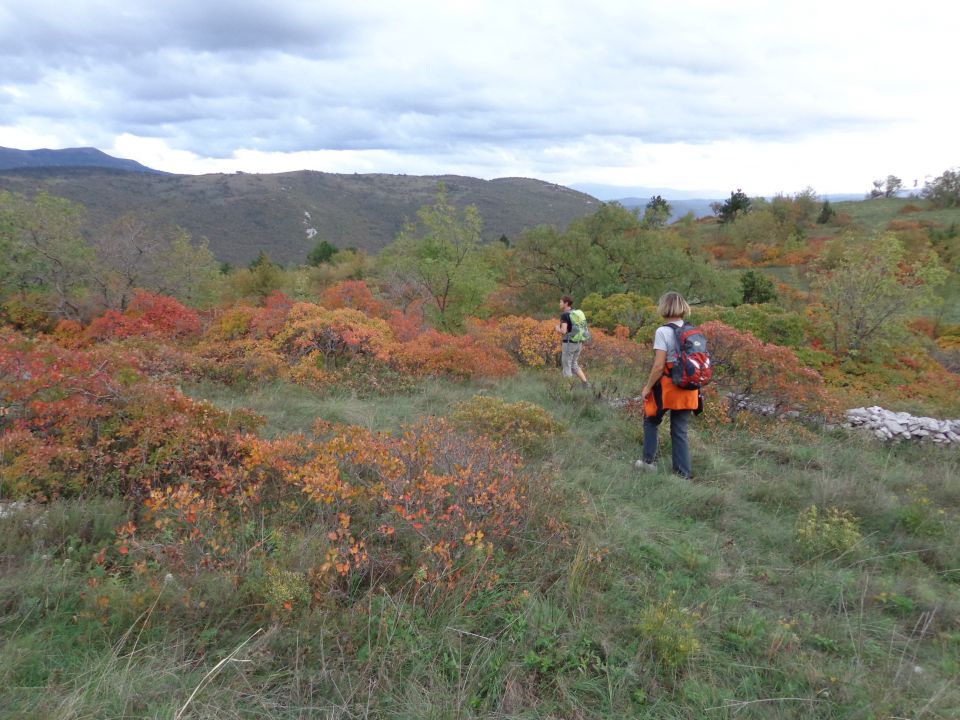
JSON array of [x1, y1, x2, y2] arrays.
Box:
[[0, 146, 160, 173], [0, 167, 600, 265]]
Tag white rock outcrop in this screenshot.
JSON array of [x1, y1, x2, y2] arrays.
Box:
[[845, 406, 960, 446]]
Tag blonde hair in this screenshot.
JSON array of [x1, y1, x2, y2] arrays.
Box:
[[657, 291, 690, 319]]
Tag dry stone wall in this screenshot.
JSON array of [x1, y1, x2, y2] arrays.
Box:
[[845, 407, 960, 446]]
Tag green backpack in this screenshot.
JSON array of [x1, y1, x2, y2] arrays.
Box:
[[568, 309, 592, 343]]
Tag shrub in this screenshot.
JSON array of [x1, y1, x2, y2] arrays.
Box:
[[320, 280, 387, 318], [0, 292, 58, 333], [389, 329, 516, 380], [715, 304, 808, 347], [468, 316, 557, 367], [899, 485, 950, 538], [272, 303, 393, 370], [700, 320, 835, 418], [637, 594, 702, 672], [452, 395, 565, 453], [133, 417, 544, 597], [86, 291, 201, 341], [0, 330, 264, 499], [584, 328, 646, 369], [581, 292, 657, 334], [795, 505, 863, 558]]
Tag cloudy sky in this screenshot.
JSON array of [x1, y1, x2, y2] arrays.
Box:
[[1, 0, 956, 196]]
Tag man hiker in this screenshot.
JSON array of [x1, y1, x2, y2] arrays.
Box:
[[557, 295, 589, 388]]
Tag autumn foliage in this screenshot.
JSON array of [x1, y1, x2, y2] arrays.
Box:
[[700, 320, 836, 418]]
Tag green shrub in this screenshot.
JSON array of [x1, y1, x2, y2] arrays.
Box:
[[795, 505, 863, 558], [899, 485, 949, 538], [581, 292, 656, 334], [636, 594, 702, 672], [451, 395, 564, 453]]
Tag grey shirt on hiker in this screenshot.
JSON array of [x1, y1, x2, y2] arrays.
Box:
[[653, 320, 684, 363]]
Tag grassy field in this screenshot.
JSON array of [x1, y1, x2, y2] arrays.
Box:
[[3, 371, 959, 718]]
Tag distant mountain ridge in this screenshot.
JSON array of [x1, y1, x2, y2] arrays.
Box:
[[0, 146, 161, 173], [0, 165, 600, 265]]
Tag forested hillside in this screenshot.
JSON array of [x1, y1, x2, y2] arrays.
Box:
[[1, 176, 959, 717], [0, 168, 598, 265]]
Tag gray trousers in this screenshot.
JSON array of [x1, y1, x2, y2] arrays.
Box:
[[561, 341, 583, 377]]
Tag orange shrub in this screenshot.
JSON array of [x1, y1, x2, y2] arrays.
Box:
[[468, 316, 557, 367], [583, 327, 646, 369], [136, 418, 537, 592], [389, 329, 517, 380], [272, 303, 394, 370], [320, 280, 388, 318]]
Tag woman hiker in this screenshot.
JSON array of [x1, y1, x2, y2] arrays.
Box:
[[635, 291, 700, 480]]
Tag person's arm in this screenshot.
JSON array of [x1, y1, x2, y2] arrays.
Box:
[[641, 349, 667, 399], [556, 314, 570, 335]]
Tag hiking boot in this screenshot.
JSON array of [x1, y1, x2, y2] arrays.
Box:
[[634, 459, 657, 473]]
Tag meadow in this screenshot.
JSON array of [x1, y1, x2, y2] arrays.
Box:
[[1, 290, 958, 719], [2, 183, 960, 718]]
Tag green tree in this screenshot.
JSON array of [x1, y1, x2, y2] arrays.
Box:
[[817, 200, 836, 224], [0, 190, 94, 319], [712, 189, 752, 223], [813, 233, 947, 354], [307, 239, 338, 266], [512, 203, 739, 307], [922, 168, 960, 208], [230, 252, 285, 299], [377, 184, 496, 329], [643, 195, 672, 227], [869, 175, 903, 199], [91, 215, 219, 310], [740, 270, 778, 304]]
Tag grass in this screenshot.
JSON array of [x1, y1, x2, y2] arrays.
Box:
[[3, 371, 960, 717]]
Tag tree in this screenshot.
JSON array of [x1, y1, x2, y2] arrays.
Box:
[[0, 191, 94, 319], [511, 203, 740, 307], [712, 189, 751, 223], [740, 270, 778, 304], [91, 215, 219, 310], [377, 184, 496, 329], [233, 252, 285, 299], [643, 195, 672, 227], [812, 233, 947, 354], [922, 168, 960, 208], [868, 175, 903, 199], [307, 239, 338, 266], [817, 200, 836, 224]]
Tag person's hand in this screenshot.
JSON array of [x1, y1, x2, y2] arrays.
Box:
[[641, 384, 651, 400]]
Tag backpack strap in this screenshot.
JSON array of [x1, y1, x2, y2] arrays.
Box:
[[660, 322, 685, 374]]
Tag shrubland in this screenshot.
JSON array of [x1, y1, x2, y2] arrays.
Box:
[[1, 185, 959, 717]]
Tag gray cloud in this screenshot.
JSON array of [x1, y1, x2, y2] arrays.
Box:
[[0, 0, 955, 191]]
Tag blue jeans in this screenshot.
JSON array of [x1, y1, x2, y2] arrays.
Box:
[[642, 409, 692, 478]]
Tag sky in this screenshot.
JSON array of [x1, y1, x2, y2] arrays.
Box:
[[1, 0, 957, 197]]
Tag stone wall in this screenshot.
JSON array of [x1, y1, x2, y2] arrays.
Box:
[[845, 407, 960, 445]]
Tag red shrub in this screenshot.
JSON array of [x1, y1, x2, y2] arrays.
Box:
[[700, 320, 836, 418], [86, 291, 201, 341]]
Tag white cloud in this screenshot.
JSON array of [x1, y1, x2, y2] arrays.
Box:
[[2, 0, 958, 194]]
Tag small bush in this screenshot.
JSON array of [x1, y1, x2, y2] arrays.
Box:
[[452, 396, 564, 453], [636, 594, 702, 672], [795, 505, 863, 558], [899, 485, 949, 538]]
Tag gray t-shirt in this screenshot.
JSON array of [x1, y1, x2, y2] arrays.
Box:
[[653, 320, 684, 363]]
